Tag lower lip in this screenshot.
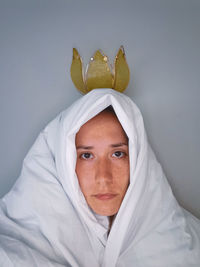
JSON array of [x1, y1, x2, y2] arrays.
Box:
[[94, 194, 117, 200]]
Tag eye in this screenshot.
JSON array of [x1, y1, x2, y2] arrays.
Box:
[[80, 152, 93, 160], [112, 151, 125, 158]]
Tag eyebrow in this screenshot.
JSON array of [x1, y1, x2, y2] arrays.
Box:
[[111, 142, 128, 148], [76, 143, 128, 150], [76, 146, 94, 150]]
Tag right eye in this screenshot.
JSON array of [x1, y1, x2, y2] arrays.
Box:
[[80, 153, 93, 160]]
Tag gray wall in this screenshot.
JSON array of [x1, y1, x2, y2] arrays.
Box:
[[0, 0, 200, 218]]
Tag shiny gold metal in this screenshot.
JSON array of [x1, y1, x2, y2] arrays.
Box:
[[70, 46, 130, 94], [86, 50, 113, 91], [70, 48, 86, 94], [113, 46, 130, 92]]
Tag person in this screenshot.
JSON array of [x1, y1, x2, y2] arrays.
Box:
[[75, 105, 129, 231], [0, 88, 200, 267]]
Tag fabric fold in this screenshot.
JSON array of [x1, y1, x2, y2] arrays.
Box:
[[0, 89, 199, 266]]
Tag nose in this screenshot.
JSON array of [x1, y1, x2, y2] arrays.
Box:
[[95, 158, 113, 185]]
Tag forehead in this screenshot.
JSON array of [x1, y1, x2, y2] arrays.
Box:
[[75, 111, 128, 143]]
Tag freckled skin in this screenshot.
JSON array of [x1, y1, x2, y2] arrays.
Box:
[[75, 111, 130, 216]]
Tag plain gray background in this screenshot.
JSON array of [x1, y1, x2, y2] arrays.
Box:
[[0, 0, 200, 218]]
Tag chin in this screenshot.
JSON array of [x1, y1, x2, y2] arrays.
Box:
[[93, 206, 119, 216]]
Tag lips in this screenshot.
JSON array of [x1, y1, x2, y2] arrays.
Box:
[[93, 193, 117, 200]]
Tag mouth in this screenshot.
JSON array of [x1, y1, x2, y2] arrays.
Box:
[[93, 193, 118, 201]]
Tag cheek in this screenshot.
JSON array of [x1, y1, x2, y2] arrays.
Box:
[[112, 160, 130, 187], [75, 161, 95, 193]]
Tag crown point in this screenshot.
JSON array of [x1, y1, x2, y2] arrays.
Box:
[[86, 50, 113, 91], [70, 48, 86, 94], [113, 46, 130, 92], [120, 45, 125, 52], [72, 48, 80, 59], [116, 46, 125, 58]]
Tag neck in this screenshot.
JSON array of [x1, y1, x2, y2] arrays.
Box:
[[108, 215, 115, 235]]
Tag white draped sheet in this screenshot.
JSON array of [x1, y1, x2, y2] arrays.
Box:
[[0, 89, 200, 266]]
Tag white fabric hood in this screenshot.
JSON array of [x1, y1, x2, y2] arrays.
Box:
[[0, 89, 200, 266]]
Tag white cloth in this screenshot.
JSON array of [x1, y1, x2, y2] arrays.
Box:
[[0, 89, 200, 267]]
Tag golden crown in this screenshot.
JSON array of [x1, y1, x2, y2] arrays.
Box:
[[70, 46, 130, 94]]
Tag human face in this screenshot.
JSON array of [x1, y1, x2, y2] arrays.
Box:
[[75, 111, 130, 216]]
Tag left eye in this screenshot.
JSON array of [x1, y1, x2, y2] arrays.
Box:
[[112, 151, 125, 158]]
